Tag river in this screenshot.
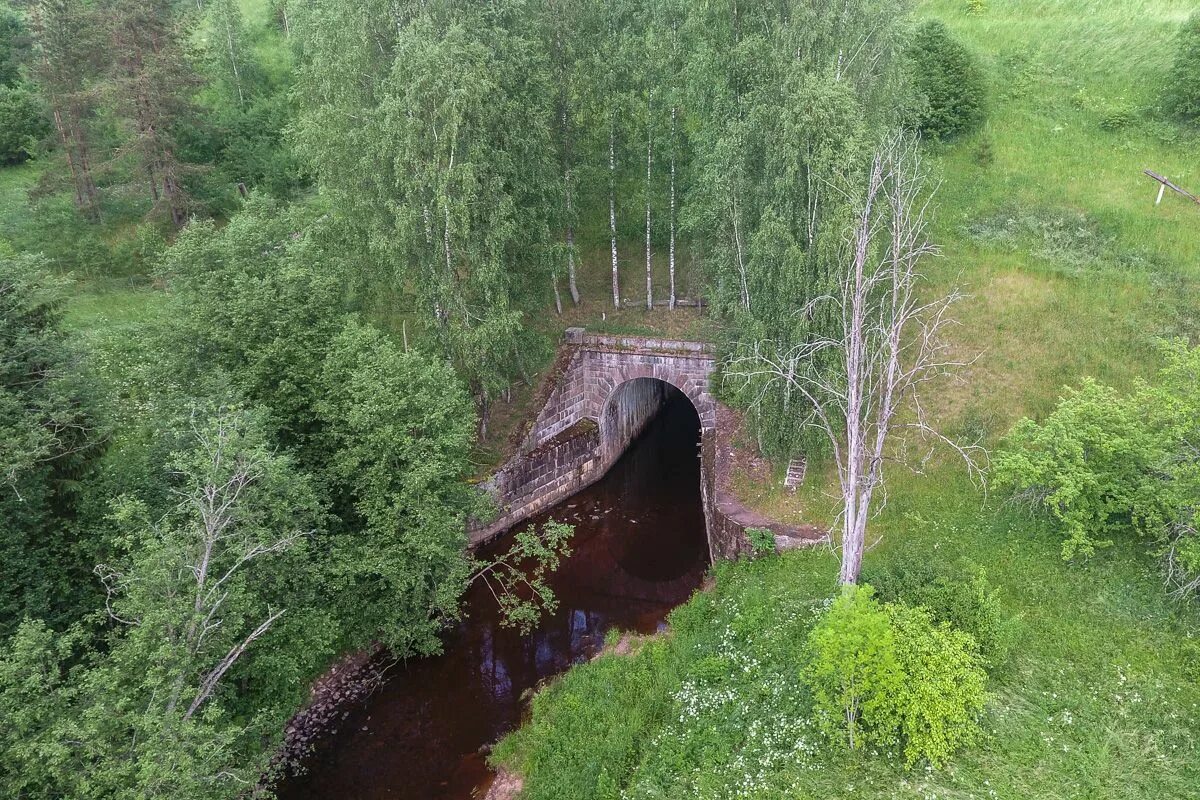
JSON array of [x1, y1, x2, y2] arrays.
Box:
[[279, 387, 710, 799]]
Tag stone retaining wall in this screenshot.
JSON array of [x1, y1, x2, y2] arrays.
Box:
[[470, 378, 669, 545]]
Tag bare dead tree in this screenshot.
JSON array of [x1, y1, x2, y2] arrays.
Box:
[[729, 132, 985, 585]]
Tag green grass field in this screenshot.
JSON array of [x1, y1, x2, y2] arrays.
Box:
[[494, 2, 1200, 798]]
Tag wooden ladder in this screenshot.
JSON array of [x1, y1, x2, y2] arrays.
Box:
[[784, 456, 807, 490]]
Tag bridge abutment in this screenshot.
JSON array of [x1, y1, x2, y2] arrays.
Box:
[[469, 329, 825, 557]]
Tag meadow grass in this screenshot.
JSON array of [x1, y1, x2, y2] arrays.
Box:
[[496, 468, 1200, 799]]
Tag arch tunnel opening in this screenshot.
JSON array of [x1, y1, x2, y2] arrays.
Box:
[[598, 377, 710, 582]]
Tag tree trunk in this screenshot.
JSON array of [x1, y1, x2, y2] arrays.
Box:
[[644, 92, 653, 311], [51, 108, 84, 211], [565, 170, 580, 305], [669, 106, 677, 311], [609, 121, 619, 308], [552, 270, 563, 315], [223, 14, 244, 106], [731, 189, 750, 311], [560, 93, 581, 306]]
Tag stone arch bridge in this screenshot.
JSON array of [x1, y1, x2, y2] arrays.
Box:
[[471, 328, 824, 559]]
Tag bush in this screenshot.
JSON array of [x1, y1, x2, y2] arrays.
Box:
[[804, 586, 903, 752], [746, 526, 776, 555], [995, 343, 1200, 597], [1164, 12, 1200, 123], [0, 85, 49, 165], [804, 585, 989, 767], [909, 20, 987, 140], [863, 554, 1012, 667], [887, 603, 988, 767]]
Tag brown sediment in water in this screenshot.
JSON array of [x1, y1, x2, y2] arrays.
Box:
[[276, 389, 709, 800]]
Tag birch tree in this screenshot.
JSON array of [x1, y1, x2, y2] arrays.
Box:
[[293, 0, 558, 428], [544, 0, 583, 308], [730, 134, 982, 585], [96, 408, 319, 722]]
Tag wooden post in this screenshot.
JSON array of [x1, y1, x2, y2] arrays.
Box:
[[1144, 169, 1200, 207]]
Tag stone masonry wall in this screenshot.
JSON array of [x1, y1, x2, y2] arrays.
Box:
[[469, 329, 788, 558], [469, 378, 670, 546]]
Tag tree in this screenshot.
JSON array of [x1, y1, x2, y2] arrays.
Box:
[[908, 20, 986, 140], [0, 254, 105, 634], [104, 0, 200, 226], [96, 406, 321, 724], [995, 341, 1200, 598], [317, 321, 479, 654], [1164, 11, 1200, 123], [26, 0, 105, 220], [203, 0, 250, 107], [293, 0, 558, 428], [0, 406, 332, 799], [684, 0, 914, 459], [0, 7, 27, 88], [730, 134, 981, 585], [542, 0, 584, 308], [0, 84, 50, 164], [157, 197, 345, 461]]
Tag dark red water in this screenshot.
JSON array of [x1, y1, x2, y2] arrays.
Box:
[[279, 389, 709, 800]]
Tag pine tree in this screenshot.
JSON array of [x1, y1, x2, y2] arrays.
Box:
[[104, 0, 200, 227], [26, 0, 104, 220]]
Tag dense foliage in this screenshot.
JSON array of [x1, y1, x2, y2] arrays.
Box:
[[0, 199, 487, 793], [0, 84, 48, 164], [1164, 12, 1200, 122], [995, 342, 1200, 596], [908, 20, 986, 140], [863, 554, 1011, 667], [0, 255, 104, 633], [804, 585, 987, 767]]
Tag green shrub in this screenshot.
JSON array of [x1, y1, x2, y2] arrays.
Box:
[[1164, 12, 1200, 122], [0, 85, 48, 165], [995, 343, 1200, 597], [994, 378, 1166, 561], [803, 585, 903, 752], [909, 20, 987, 140], [886, 603, 988, 767], [805, 585, 989, 767], [746, 526, 776, 555], [863, 555, 1012, 667], [1098, 105, 1135, 131]]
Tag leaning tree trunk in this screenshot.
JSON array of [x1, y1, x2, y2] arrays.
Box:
[[609, 121, 620, 308]]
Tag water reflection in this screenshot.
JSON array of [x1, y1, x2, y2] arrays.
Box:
[[279, 388, 708, 800]]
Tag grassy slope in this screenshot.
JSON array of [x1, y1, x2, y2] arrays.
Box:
[[495, 2, 1200, 798]]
